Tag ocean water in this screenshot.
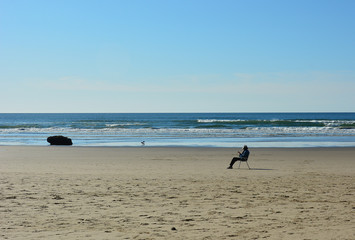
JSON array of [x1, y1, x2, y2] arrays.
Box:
[[0, 113, 355, 147]]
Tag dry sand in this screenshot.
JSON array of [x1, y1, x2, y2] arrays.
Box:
[[0, 146, 354, 240]]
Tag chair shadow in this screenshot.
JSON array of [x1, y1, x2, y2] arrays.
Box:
[[238, 168, 275, 171]]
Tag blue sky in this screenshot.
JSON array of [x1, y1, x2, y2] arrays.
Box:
[[1, 0, 354, 113]]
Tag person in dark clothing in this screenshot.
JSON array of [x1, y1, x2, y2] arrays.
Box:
[[227, 145, 250, 169]]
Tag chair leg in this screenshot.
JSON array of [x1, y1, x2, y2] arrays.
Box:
[[238, 161, 251, 169], [246, 161, 251, 170]]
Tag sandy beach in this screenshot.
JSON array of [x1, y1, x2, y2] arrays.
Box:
[[0, 146, 354, 240]]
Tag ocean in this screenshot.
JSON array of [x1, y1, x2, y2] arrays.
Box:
[[0, 113, 355, 147]]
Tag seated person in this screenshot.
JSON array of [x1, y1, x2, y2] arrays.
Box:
[[227, 145, 249, 169]]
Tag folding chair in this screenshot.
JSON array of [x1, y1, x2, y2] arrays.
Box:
[[238, 156, 251, 169]]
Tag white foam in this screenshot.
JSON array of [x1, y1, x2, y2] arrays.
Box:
[[197, 119, 245, 123]]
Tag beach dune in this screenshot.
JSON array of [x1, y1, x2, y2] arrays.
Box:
[[0, 146, 354, 239]]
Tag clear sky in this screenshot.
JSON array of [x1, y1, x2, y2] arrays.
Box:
[[1, 0, 354, 113]]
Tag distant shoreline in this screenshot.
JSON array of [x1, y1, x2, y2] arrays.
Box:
[[2, 144, 355, 149]]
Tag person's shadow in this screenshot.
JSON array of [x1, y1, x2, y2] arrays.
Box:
[[238, 168, 274, 171]]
